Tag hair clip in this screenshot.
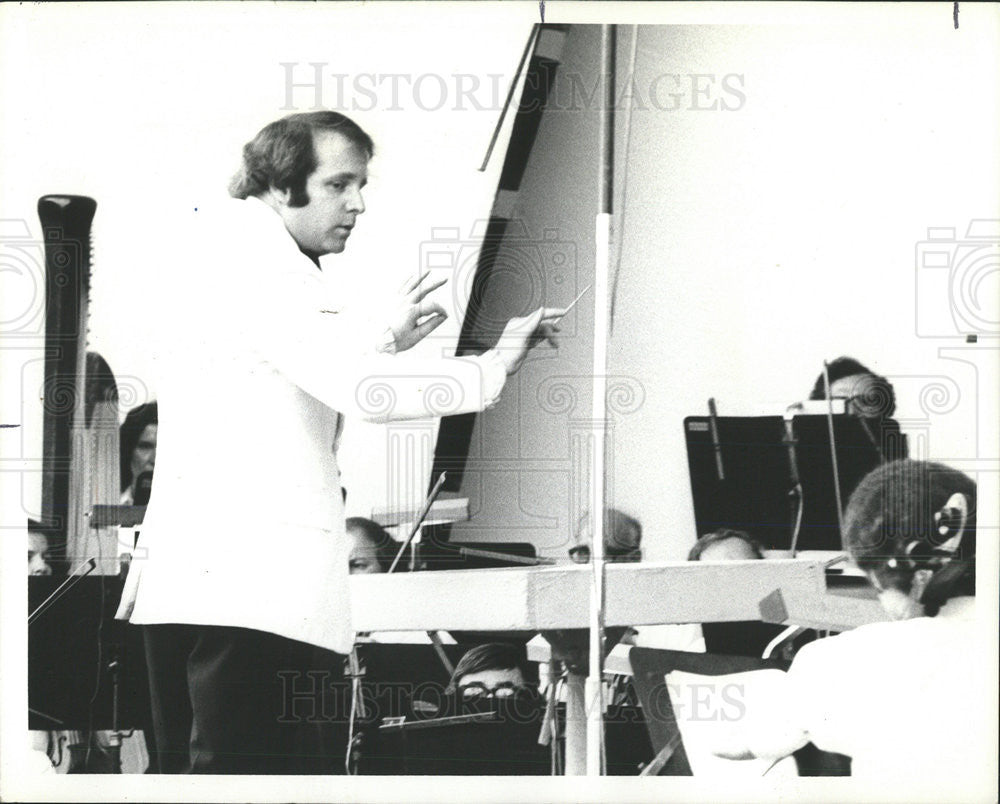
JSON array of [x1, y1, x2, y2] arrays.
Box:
[[934, 492, 967, 545]]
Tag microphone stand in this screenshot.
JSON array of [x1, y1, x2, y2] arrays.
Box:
[[386, 472, 453, 674], [29, 557, 123, 773], [783, 405, 805, 556], [29, 557, 97, 626], [347, 472, 451, 773], [105, 658, 126, 774], [821, 361, 846, 543], [388, 472, 447, 573]]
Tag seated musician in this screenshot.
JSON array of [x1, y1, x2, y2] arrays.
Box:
[[346, 517, 455, 648], [116, 401, 157, 575], [808, 356, 895, 421], [27, 524, 57, 774], [547, 509, 700, 667], [346, 516, 397, 575], [568, 507, 642, 564], [540, 509, 642, 675], [28, 528, 53, 576], [688, 528, 802, 660], [447, 642, 535, 702], [119, 401, 157, 506], [688, 528, 764, 562], [691, 459, 979, 783]]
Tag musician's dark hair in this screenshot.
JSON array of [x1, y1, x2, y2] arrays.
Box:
[[576, 508, 643, 561], [844, 459, 976, 616], [688, 528, 765, 561], [808, 356, 896, 418], [229, 112, 374, 207], [345, 516, 399, 573], [447, 642, 530, 694], [119, 401, 158, 492]]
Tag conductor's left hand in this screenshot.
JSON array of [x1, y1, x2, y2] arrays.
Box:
[[389, 271, 449, 352]]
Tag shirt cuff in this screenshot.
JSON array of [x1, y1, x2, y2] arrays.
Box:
[[474, 349, 507, 409], [376, 326, 398, 355]]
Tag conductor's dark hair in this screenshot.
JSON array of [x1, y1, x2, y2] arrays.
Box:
[[688, 528, 765, 561], [844, 459, 977, 615], [345, 516, 398, 573], [808, 356, 896, 418], [119, 401, 158, 492], [229, 112, 374, 207], [447, 642, 529, 694]]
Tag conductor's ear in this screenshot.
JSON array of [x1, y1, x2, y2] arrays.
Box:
[[266, 185, 293, 208]]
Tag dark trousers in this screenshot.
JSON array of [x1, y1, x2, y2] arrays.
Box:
[[143, 623, 341, 774]]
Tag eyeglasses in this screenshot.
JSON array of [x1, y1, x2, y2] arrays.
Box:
[[568, 544, 641, 563], [458, 681, 524, 702]]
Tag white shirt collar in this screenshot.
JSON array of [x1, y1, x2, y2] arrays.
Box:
[[935, 595, 975, 621]]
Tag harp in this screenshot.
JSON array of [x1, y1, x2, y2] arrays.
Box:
[[39, 195, 120, 574]]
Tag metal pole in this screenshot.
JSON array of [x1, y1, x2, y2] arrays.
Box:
[[585, 22, 616, 777]]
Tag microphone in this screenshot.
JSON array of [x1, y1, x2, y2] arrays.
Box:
[[133, 470, 154, 506]]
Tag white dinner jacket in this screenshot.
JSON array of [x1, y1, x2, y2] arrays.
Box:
[[116, 197, 505, 654]]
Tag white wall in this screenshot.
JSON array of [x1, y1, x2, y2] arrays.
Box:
[[451, 16, 1000, 561]]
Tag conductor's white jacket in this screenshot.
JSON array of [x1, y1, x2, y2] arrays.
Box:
[[116, 197, 505, 654]]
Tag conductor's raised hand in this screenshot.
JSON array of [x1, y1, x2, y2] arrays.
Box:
[[496, 306, 566, 375], [389, 270, 449, 352]]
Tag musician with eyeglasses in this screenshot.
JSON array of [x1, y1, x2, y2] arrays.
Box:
[[553, 508, 702, 660], [543, 509, 644, 685], [808, 356, 896, 422], [447, 643, 535, 703], [567, 507, 642, 565]]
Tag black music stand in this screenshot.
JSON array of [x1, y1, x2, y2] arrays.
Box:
[[684, 413, 905, 551], [371, 699, 550, 775], [28, 576, 152, 734], [354, 641, 469, 719], [419, 540, 540, 571], [603, 703, 655, 775]]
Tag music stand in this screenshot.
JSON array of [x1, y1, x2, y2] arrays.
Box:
[[684, 413, 905, 552], [789, 414, 906, 550], [371, 700, 550, 775], [419, 540, 541, 571], [28, 575, 151, 732], [353, 642, 469, 721]]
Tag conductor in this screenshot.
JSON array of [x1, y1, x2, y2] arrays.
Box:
[[115, 111, 564, 773]]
